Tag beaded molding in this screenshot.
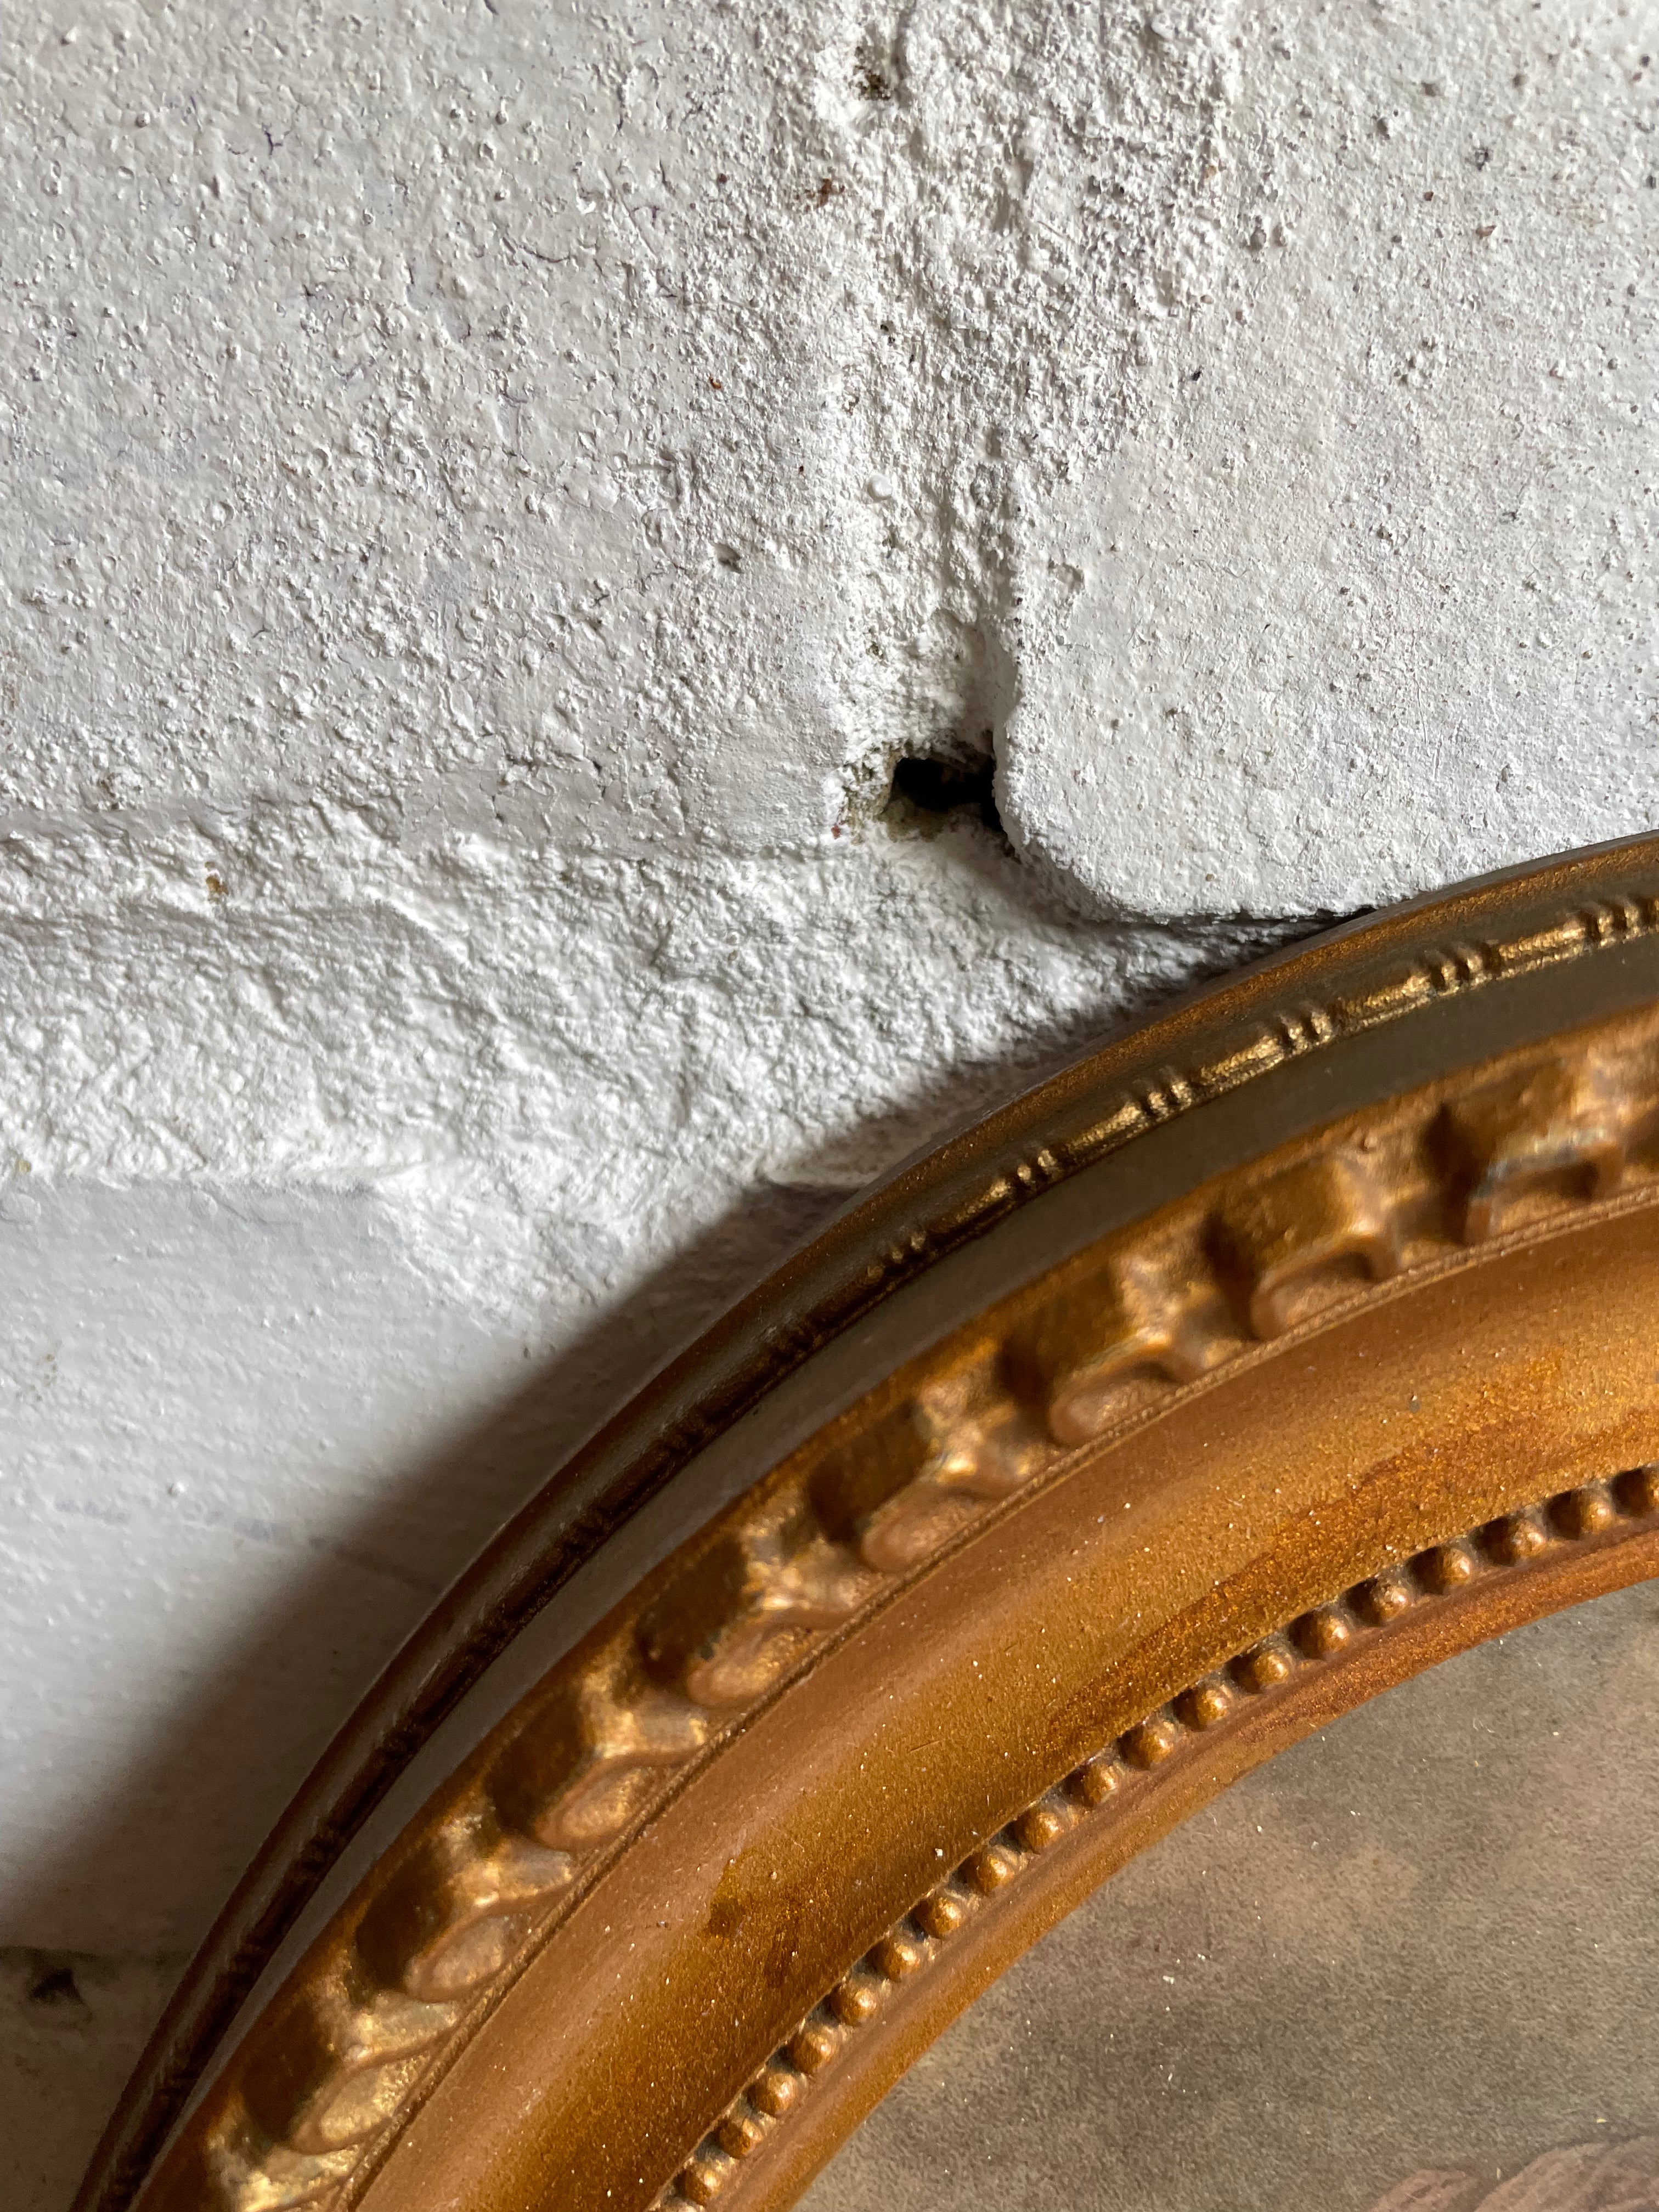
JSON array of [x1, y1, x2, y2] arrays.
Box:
[[661, 1465, 1659, 2208], [133, 898, 1659, 2212]]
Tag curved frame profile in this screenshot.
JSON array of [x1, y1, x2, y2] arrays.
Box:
[[83, 838, 1659, 2212]]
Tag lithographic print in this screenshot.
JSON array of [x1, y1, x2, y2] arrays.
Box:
[[1370, 2141, 1659, 2212], [83, 845, 1659, 2212], [805, 1584, 1659, 2212]]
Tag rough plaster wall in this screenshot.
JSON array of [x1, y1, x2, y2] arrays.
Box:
[[1, 841, 1265, 1946], [0, 832, 1271, 2209], [1, 3, 1656, 2205], [1006, 2, 1659, 915]]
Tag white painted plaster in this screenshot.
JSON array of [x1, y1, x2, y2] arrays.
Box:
[[2, 3, 1657, 2200], [1003, 1, 1659, 917], [1, 819, 1272, 1951]]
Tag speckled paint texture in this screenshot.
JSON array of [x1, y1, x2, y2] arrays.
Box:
[[2, 4, 1656, 2204]]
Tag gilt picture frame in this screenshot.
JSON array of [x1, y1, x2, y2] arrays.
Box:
[[80, 836, 1659, 2212]]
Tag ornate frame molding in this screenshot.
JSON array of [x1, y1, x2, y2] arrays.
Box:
[[81, 839, 1659, 2212], [659, 1466, 1659, 2212]]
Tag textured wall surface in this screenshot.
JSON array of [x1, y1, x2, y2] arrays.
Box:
[[2, 3, 1656, 2205], [1005, 3, 1659, 915]]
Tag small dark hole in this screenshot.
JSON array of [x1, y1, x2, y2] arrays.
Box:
[[854, 36, 895, 100], [28, 1964, 84, 2008], [888, 753, 1003, 836]]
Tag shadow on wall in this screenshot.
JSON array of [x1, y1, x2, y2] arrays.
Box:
[[5, 1171, 854, 2211], [2, 932, 1301, 2210]]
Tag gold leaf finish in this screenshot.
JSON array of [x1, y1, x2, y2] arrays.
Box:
[[655, 1470, 1659, 2211], [80, 841, 1659, 2212]]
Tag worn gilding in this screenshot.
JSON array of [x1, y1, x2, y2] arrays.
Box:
[[80, 840, 1659, 2212]]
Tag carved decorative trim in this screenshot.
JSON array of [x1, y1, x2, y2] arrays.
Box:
[[657, 1466, 1659, 2209], [146, 1003, 1659, 2212], [85, 840, 1659, 2212]]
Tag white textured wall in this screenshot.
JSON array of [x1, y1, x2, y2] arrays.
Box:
[[2, 4, 1655, 2204], [1005, 3, 1659, 913]]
